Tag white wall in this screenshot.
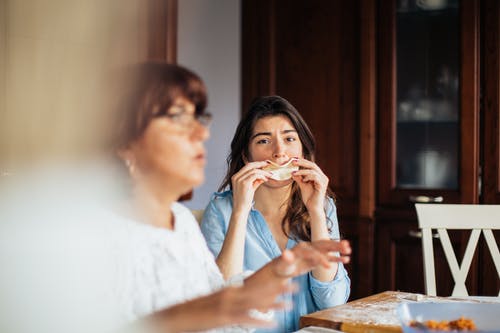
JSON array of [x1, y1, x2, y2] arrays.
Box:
[[178, 0, 241, 209]]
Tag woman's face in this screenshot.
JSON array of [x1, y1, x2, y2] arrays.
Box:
[[125, 96, 209, 194], [247, 115, 303, 185]]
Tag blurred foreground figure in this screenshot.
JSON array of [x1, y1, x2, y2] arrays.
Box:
[[0, 1, 132, 332], [0, 162, 125, 333]]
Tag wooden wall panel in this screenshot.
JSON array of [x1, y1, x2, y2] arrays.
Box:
[[274, 0, 360, 217], [242, 0, 373, 299], [481, 0, 500, 295], [241, 0, 276, 109], [359, 0, 377, 219], [242, 0, 360, 217], [482, 0, 500, 204]]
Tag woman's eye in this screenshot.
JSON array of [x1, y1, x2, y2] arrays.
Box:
[[256, 138, 270, 144], [286, 137, 297, 142], [169, 113, 183, 120]]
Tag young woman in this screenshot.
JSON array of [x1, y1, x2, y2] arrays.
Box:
[[110, 64, 351, 332], [201, 95, 351, 332]]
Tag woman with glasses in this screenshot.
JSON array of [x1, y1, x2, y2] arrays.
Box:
[[110, 63, 351, 332], [201, 96, 351, 332]]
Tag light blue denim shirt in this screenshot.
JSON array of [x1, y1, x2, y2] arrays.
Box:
[[200, 190, 350, 333]]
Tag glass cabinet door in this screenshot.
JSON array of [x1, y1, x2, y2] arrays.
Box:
[[396, 0, 459, 190], [378, 0, 480, 206]]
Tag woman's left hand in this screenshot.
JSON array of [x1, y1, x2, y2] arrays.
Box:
[[291, 159, 329, 214], [274, 240, 351, 277], [246, 239, 351, 287]]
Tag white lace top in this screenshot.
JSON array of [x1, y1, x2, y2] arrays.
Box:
[[109, 202, 251, 332]]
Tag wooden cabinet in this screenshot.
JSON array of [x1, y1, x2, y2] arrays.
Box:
[[242, 0, 500, 299], [375, 0, 500, 296]]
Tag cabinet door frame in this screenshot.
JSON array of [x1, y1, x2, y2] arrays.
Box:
[[482, 0, 500, 204], [147, 0, 177, 62], [378, 0, 480, 206]]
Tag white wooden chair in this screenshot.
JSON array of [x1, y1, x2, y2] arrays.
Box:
[[415, 204, 500, 296]]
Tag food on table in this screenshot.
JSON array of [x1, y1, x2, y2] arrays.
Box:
[[409, 316, 476, 331]]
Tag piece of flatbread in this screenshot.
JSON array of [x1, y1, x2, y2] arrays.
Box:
[[262, 159, 299, 181]]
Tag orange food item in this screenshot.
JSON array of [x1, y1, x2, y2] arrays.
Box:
[[409, 316, 476, 331]]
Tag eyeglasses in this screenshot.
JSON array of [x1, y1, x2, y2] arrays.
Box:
[[158, 110, 213, 131]]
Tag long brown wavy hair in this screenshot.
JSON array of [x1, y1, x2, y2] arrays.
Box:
[[219, 96, 333, 241]]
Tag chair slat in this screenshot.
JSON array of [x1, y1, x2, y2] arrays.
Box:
[[482, 230, 500, 297], [422, 228, 437, 296]]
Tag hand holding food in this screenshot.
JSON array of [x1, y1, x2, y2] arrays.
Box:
[[290, 158, 329, 213], [231, 160, 273, 212]]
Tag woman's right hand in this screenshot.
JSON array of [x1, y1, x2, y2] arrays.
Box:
[[216, 161, 272, 279], [231, 161, 272, 213], [150, 281, 296, 332]]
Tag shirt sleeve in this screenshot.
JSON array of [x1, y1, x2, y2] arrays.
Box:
[[308, 198, 351, 309], [200, 195, 228, 258]]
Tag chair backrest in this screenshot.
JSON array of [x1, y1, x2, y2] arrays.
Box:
[[415, 204, 500, 297]]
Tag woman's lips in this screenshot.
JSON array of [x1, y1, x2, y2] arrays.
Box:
[[194, 153, 206, 165]]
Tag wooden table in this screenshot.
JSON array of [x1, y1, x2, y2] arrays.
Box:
[[299, 291, 495, 333]]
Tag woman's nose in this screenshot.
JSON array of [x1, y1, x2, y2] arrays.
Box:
[[272, 141, 286, 158], [191, 121, 210, 141]]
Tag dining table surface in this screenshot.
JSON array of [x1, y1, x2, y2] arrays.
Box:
[[299, 290, 500, 333]]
